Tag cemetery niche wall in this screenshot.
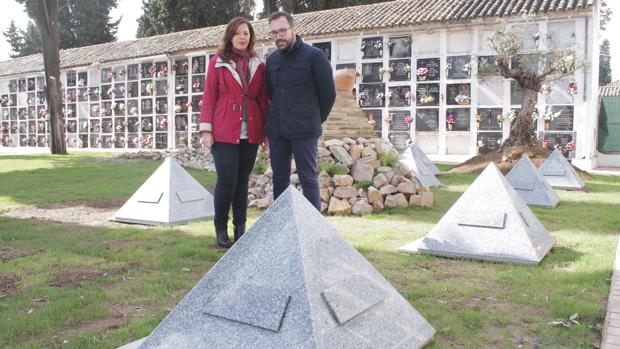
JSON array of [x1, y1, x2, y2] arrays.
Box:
[[0, 0, 598, 168]]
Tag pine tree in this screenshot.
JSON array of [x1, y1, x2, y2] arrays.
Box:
[[3, 20, 26, 58], [4, 0, 120, 58], [137, 0, 255, 38], [600, 39, 612, 86]]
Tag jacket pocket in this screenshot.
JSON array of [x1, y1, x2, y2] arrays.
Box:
[[291, 62, 311, 83]]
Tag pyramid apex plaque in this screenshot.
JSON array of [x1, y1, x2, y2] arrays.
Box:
[[399, 163, 555, 265], [539, 149, 585, 190], [112, 157, 214, 225], [139, 186, 435, 348]]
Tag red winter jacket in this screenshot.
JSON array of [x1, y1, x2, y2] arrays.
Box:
[[199, 55, 269, 144]]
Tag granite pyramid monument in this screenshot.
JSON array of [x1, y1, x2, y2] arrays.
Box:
[[400, 144, 441, 188], [139, 186, 435, 348], [399, 163, 554, 265], [505, 156, 560, 208], [112, 157, 214, 225], [539, 149, 585, 190]]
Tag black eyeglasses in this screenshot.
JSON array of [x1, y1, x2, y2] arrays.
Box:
[[269, 27, 290, 38]]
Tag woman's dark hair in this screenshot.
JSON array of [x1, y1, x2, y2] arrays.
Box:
[[218, 17, 257, 62]]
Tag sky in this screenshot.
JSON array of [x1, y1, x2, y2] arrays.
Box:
[[0, 0, 618, 82]]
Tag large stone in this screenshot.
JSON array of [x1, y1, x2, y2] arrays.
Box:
[[399, 163, 555, 266], [409, 192, 433, 208], [361, 147, 377, 158], [329, 145, 354, 167], [390, 175, 403, 186], [372, 200, 384, 213], [373, 173, 388, 188], [506, 156, 559, 208], [324, 139, 345, 147], [399, 161, 412, 177], [317, 147, 331, 158], [333, 174, 354, 187], [540, 149, 585, 190], [290, 173, 300, 185], [112, 158, 214, 225], [367, 186, 382, 204], [256, 175, 271, 185], [138, 187, 435, 348], [385, 193, 409, 208], [351, 162, 374, 182], [319, 173, 334, 189], [352, 199, 374, 215], [320, 188, 331, 202], [397, 180, 417, 195], [379, 184, 398, 195], [333, 185, 358, 199], [328, 196, 353, 215], [350, 144, 363, 162]]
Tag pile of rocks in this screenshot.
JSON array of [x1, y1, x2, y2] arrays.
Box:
[[248, 137, 433, 215], [120, 146, 215, 171]]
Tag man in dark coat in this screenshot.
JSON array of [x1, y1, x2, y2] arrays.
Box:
[[265, 11, 336, 210]]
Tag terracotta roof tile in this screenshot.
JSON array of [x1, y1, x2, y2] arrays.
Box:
[[0, 0, 593, 78], [600, 80, 620, 97]]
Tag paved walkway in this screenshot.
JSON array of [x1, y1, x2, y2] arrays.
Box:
[[602, 235, 620, 349]]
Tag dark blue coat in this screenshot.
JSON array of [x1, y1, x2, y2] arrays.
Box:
[[265, 36, 336, 139]]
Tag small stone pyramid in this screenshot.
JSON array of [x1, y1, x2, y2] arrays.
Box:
[[112, 157, 214, 225], [399, 163, 554, 265], [505, 156, 560, 208], [400, 145, 441, 188], [139, 186, 435, 349], [410, 144, 441, 176], [539, 149, 585, 190]]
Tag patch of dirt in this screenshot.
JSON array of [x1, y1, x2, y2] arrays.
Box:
[[0, 273, 21, 297], [0, 205, 128, 228], [449, 144, 593, 179], [0, 245, 29, 262], [48, 267, 130, 288]]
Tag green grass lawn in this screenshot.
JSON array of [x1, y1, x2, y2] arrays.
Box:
[[0, 154, 618, 348]]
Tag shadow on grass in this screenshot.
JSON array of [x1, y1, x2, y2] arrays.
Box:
[[0, 154, 216, 209]]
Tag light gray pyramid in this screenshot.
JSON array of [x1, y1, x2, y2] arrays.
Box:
[[410, 144, 441, 176], [139, 186, 436, 349], [112, 157, 214, 225], [400, 145, 441, 188], [505, 156, 560, 208], [539, 149, 585, 190], [399, 163, 555, 266]]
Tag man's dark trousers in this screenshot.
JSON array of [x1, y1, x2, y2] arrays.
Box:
[[269, 136, 320, 210]]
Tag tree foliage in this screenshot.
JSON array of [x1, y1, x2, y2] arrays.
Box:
[[600, 0, 613, 31], [137, 0, 255, 38], [479, 24, 586, 148], [4, 0, 119, 58], [260, 0, 391, 17], [600, 39, 612, 86]]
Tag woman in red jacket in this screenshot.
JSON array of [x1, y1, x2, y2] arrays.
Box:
[[200, 17, 268, 248]]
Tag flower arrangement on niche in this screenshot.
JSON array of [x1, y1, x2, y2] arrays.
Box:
[[541, 83, 552, 95], [496, 113, 505, 125], [405, 114, 413, 126], [378, 67, 393, 79], [416, 67, 428, 80], [376, 92, 385, 103], [385, 113, 393, 127], [568, 82, 578, 95], [366, 114, 376, 128], [446, 112, 455, 131]]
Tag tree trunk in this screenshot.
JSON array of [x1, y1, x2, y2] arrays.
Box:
[[502, 80, 539, 149], [35, 0, 67, 155]]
